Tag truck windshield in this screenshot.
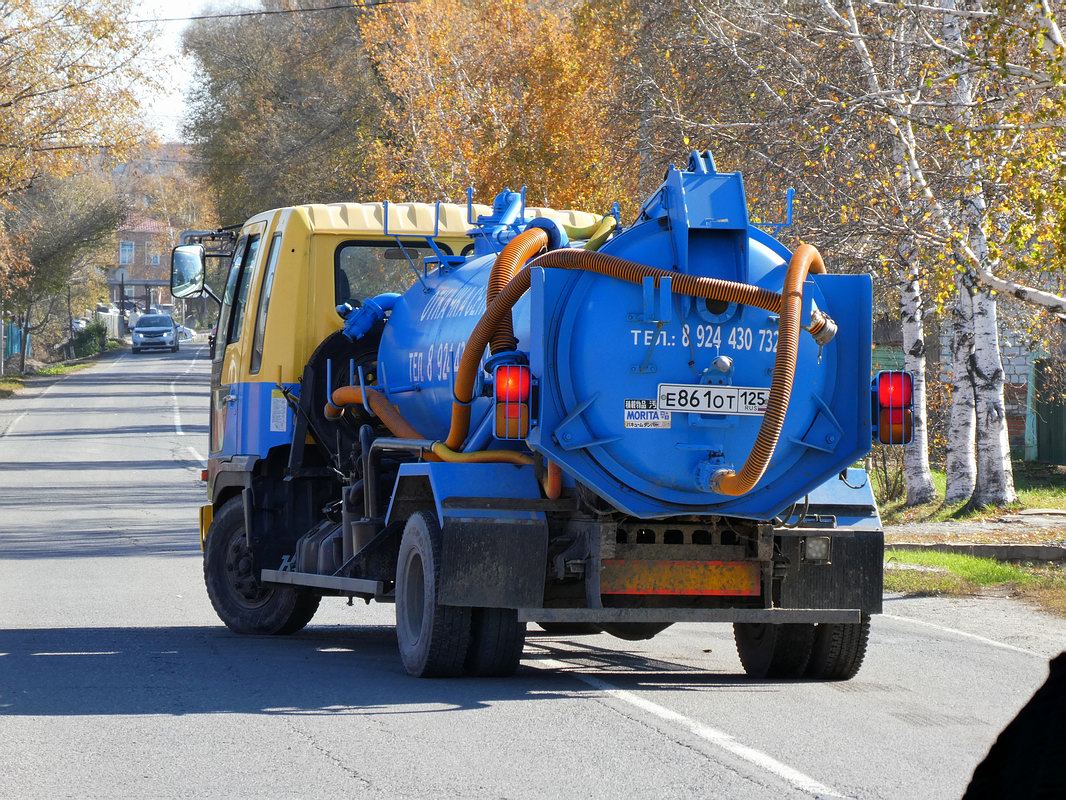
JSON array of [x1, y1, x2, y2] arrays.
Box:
[[136, 315, 171, 328]]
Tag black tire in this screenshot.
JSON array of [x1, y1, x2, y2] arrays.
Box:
[[395, 511, 472, 677], [805, 615, 871, 680], [536, 622, 601, 636], [466, 608, 526, 677], [733, 623, 816, 679], [204, 497, 320, 635], [172, 344, 179, 353], [600, 622, 673, 641]]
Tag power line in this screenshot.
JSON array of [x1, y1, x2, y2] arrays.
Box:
[[125, 1, 413, 25]]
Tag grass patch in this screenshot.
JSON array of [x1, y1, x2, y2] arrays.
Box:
[[0, 375, 25, 398], [34, 361, 93, 377], [885, 548, 1066, 617], [883, 569, 975, 596], [878, 463, 1066, 525], [887, 549, 1032, 585]]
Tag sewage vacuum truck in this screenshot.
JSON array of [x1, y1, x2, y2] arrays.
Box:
[[171, 150, 911, 679]]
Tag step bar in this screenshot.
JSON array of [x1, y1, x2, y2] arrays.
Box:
[[261, 569, 383, 596]]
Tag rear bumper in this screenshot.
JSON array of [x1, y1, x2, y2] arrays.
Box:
[[522, 608, 861, 624]]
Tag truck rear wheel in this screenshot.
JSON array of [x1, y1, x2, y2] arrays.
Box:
[[733, 623, 815, 679], [466, 608, 526, 676], [204, 497, 320, 635], [395, 511, 472, 678], [805, 615, 871, 680]]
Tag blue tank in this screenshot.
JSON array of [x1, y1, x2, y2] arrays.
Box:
[[372, 152, 873, 520]]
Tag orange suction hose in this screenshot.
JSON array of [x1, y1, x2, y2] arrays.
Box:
[[325, 386, 532, 466], [712, 244, 825, 496], [487, 228, 548, 354], [542, 460, 563, 500]]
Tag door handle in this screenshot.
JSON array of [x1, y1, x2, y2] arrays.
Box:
[[223, 394, 237, 404]]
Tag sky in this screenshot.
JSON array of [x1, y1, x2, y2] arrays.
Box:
[[135, 1, 257, 141]]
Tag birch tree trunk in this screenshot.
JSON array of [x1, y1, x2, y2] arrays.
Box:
[[945, 281, 977, 503], [942, 0, 1016, 507], [893, 122, 937, 504], [970, 285, 1017, 506], [899, 252, 938, 504]]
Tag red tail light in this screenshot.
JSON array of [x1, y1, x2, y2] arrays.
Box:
[[493, 364, 533, 439], [877, 371, 913, 408], [873, 370, 914, 445], [495, 365, 531, 403]]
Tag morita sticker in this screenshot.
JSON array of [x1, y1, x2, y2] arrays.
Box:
[[623, 399, 672, 429], [270, 390, 288, 433]]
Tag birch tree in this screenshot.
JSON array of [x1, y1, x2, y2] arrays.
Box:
[[801, 0, 1066, 507]]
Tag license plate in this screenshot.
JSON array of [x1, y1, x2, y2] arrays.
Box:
[[656, 383, 768, 415]]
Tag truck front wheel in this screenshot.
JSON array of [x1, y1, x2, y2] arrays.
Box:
[[733, 622, 816, 679], [204, 497, 320, 635]]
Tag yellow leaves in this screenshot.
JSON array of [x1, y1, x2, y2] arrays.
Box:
[[0, 0, 151, 198], [356, 0, 637, 213]]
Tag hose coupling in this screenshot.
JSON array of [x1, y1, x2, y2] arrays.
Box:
[[708, 467, 733, 494], [806, 309, 838, 347]]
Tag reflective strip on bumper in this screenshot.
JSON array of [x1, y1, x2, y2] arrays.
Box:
[[600, 559, 762, 596], [199, 504, 213, 550]]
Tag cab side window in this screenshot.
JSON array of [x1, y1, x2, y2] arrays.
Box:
[[227, 234, 261, 345], [214, 236, 248, 360], [250, 234, 282, 374]]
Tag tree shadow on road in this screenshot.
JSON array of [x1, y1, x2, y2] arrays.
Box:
[[0, 624, 788, 718]]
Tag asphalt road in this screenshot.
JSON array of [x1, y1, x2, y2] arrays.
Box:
[[1, 346, 1063, 800]]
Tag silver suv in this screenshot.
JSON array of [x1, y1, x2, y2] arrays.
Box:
[[132, 314, 179, 354]]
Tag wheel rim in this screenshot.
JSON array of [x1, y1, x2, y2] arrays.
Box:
[[400, 548, 426, 646], [223, 528, 273, 608]]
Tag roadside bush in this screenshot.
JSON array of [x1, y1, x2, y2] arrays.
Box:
[[869, 444, 906, 504], [71, 319, 107, 358]]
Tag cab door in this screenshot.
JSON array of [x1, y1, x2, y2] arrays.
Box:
[[209, 224, 265, 458]]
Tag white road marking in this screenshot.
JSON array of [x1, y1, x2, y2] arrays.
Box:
[[170, 347, 202, 436], [534, 653, 843, 798], [883, 613, 1045, 658], [32, 651, 119, 657], [0, 410, 28, 438], [187, 446, 206, 465]]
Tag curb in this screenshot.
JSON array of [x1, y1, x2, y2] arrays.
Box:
[[887, 542, 1066, 563]]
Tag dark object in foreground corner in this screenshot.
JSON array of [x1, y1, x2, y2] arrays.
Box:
[[963, 653, 1066, 799]]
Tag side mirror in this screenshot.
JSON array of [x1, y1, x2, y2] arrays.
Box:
[[171, 244, 206, 298]]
